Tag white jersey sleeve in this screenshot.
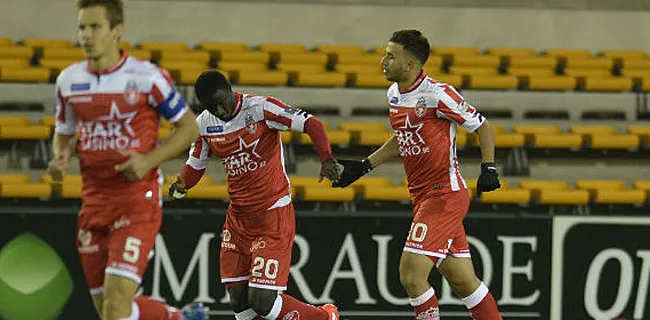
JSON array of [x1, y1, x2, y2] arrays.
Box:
[[434, 85, 485, 132], [54, 72, 77, 135], [262, 96, 312, 133], [147, 66, 189, 123]]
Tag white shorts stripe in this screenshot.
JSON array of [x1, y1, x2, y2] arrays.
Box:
[[221, 276, 250, 283], [403, 247, 447, 259], [451, 252, 472, 258], [248, 283, 288, 291], [105, 267, 142, 284], [89, 286, 104, 295]]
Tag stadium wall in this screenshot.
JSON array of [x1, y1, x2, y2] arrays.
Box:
[[3, 0, 650, 51]]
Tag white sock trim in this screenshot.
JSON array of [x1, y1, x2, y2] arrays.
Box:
[[264, 295, 283, 320], [409, 287, 435, 307], [462, 282, 489, 309], [235, 308, 258, 320]]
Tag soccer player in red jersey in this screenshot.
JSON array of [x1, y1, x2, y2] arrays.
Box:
[[47, 0, 201, 319], [168, 71, 341, 320], [334, 30, 503, 320]]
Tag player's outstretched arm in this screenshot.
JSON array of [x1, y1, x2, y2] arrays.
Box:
[[47, 133, 75, 181], [475, 120, 501, 196], [333, 134, 398, 188]]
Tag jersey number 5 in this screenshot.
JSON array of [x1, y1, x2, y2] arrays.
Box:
[[123, 236, 142, 263]]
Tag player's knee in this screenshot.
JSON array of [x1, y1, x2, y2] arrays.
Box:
[[447, 275, 481, 297], [247, 288, 277, 316], [227, 285, 249, 313], [399, 257, 429, 293]]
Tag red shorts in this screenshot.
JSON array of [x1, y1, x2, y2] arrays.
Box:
[[76, 186, 162, 294], [219, 203, 295, 292], [403, 189, 470, 267]]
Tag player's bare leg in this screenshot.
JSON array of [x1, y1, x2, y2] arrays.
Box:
[[399, 252, 440, 319], [91, 292, 104, 317], [247, 287, 338, 320], [438, 255, 502, 320], [102, 274, 139, 319], [228, 284, 263, 320]]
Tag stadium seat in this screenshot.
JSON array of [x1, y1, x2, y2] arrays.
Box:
[[0, 174, 30, 184], [41, 48, 85, 60], [0, 67, 50, 82], [40, 116, 55, 127], [449, 67, 498, 76], [164, 175, 213, 186], [480, 189, 531, 204], [0, 38, 12, 46], [531, 134, 582, 148], [281, 131, 293, 144], [508, 56, 557, 69], [219, 51, 270, 64], [258, 43, 307, 54], [160, 120, 174, 129], [276, 53, 329, 65], [41, 174, 83, 185], [159, 61, 208, 73], [620, 60, 650, 70], [565, 57, 614, 70], [590, 135, 639, 149], [569, 125, 618, 136], [159, 51, 211, 63], [235, 71, 288, 86], [423, 65, 442, 76], [513, 125, 561, 136], [1, 183, 52, 198], [218, 62, 268, 73], [336, 54, 383, 65], [364, 186, 410, 201], [494, 134, 525, 148], [22, 39, 72, 49], [61, 182, 82, 199], [179, 69, 222, 85], [526, 76, 576, 91], [120, 42, 132, 50], [538, 190, 590, 205], [293, 72, 347, 87], [432, 47, 480, 59], [0, 46, 33, 59], [507, 68, 555, 78], [595, 189, 646, 205], [628, 125, 650, 143], [158, 127, 171, 140], [298, 130, 350, 145], [467, 75, 518, 90], [0, 59, 30, 69], [289, 176, 326, 194], [139, 42, 190, 53], [314, 45, 365, 56], [185, 184, 229, 200], [39, 59, 78, 73], [543, 49, 593, 60], [601, 50, 649, 60], [276, 63, 327, 73], [452, 55, 501, 68], [0, 116, 29, 126], [634, 181, 650, 197], [199, 42, 249, 55], [563, 69, 612, 78], [125, 49, 153, 61], [424, 56, 444, 68], [354, 73, 392, 88], [432, 75, 463, 88], [456, 133, 468, 148], [583, 77, 634, 92], [486, 47, 537, 58], [519, 180, 569, 198], [336, 64, 382, 75], [576, 180, 626, 195], [339, 122, 389, 134], [349, 177, 393, 193], [0, 125, 51, 140], [358, 131, 394, 146], [303, 186, 355, 202]]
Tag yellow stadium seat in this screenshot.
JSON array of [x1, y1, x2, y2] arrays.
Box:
[[480, 189, 531, 204], [315, 45, 365, 56], [620, 60, 650, 70], [61, 182, 82, 199], [621, 70, 650, 82], [513, 125, 560, 135], [139, 42, 189, 53], [373, 47, 386, 55], [0, 125, 51, 139], [495, 134, 525, 148], [160, 120, 174, 129], [277, 53, 329, 65], [159, 51, 211, 63], [259, 43, 307, 54], [0, 38, 12, 46], [564, 69, 612, 78], [634, 181, 650, 197], [350, 177, 393, 193], [453, 55, 501, 68], [299, 130, 350, 145], [303, 186, 355, 202], [538, 190, 589, 205], [1, 183, 52, 198], [531, 134, 582, 148], [294, 72, 347, 87], [120, 42, 132, 50], [22, 39, 72, 49], [0, 58, 30, 69], [159, 61, 208, 73], [486, 48, 537, 58], [570, 125, 618, 136], [219, 51, 270, 64], [565, 58, 614, 70], [336, 54, 383, 65], [0, 46, 33, 59], [628, 125, 650, 142], [432, 75, 463, 88], [219, 62, 268, 73], [590, 135, 639, 149], [0, 174, 30, 184], [39, 59, 78, 73], [40, 116, 56, 127], [364, 186, 410, 201], [0, 116, 29, 126], [355, 73, 392, 88], [339, 122, 388, 133], [601, 50, 649, 60], [576, 180, 626, 193], [0, 67, 50, 82], [509, 56, 557, 69], [236, 71, 288, 86], [281, 131, 293, 144], [467, 75, 518, 90], [179, 69, 221, 86], [544, 49, 593, 59], [642, 79, 650, 92], [583, 77, 633, 92], [290, 176, 325, 190], [527, 76, 576, 91], [508, 68, 555, 77], [456, 133, 468, 147], [336, 64, 382, 75], [449, 67, 498, 76], [41, 48, 85, 60], [423, 65, 442, 76], [424, 56, 444, 68], [158, 127, 171, 140], [276, 63, 326, 73], [358, 131, 394, 146], [519, 180, 569, 198], [41, 174, 83, 185], [595, 189, 646, 205], [433, 47, 480, 58], [164, 175, 213, 185], [199, 42, 249, 54], [185, 184, 229, 200], [125, 49, 152, 61]]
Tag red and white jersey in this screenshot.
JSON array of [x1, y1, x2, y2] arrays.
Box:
[[186, 93, 311, 215], [54, 54, 189, 205], [388, 71, 485, 198]]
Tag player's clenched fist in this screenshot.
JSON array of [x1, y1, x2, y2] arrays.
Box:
[[114, 150, 154, 180], [476, 162, 501, 196], [47, 155, 69, 182], [319, 159, 342, 183], [168, 176, 187, 200], [332, 158, 373, 188]]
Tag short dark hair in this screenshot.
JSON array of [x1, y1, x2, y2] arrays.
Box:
[[390, 29, 430, 65], [76, 0, 124, 28], [194, 71, 231, 104]]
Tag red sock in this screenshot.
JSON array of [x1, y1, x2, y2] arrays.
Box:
[[264, 294, 329, 320], [135, 296, 183, 320], [409, 287, 440, 320], [461, 282, 502, 320]]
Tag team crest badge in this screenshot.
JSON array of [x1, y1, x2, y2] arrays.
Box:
[[124, 80, 140, 105], [415, 96, 426, 118], [245, 112, 257, 135]]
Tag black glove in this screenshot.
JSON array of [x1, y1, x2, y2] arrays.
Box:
[[332, 158, 373, 188], [476, 163, 500, 197], [168, 179, 187, 200]]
